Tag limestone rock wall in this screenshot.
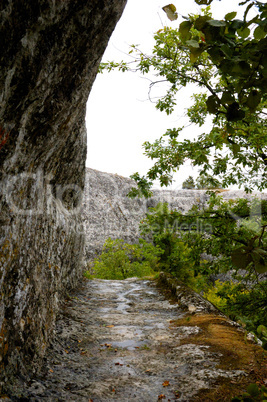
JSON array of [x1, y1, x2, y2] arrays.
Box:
[[83, 168, 147, 259], [83, 168, 267, 260], [0, 0, 126, 389]]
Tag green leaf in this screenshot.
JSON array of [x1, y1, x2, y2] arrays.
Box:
[[225, 12, 237, 21], [162, 4, 178, 21], [253, 248, 267, 257], [179, 21, 193, 40], [251, 249, 267, 273], [232, 61, 251, 76], [237, 27, 250, 38], [226, 124, 235, 134], [254, 26, 266, 40], [231, 19, 244, 30], [208, 47, 223, 63], [186, 40, 200, 48], [257, 325, 267, 337], [254, 261, 267, 273], [232, 143, 241, 155], [231, 247, 251, 269], [219, 59, 235, 74], [226, 102, 245, 122], [221, 91, 235, 104], [246, 90, 261, 111], [194, 16, 211, 31], [208, 20, 226, 27], [221, 44, 233, 58], [206, 95, 220, 114], [247, 384, 260, 397], [201, 25, 220, 42], [190, 47, 204, 63]]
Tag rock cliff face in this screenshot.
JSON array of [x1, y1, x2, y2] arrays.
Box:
[[0, 0, 126, 389], [83, 168, 267, 260]]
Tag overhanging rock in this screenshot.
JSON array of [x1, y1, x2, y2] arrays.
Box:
[[0, 0, 127, 390]]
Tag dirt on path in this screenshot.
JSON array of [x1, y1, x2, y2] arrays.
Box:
[[12, 277, 267, 401]]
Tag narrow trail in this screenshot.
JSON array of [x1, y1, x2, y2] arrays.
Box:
[[24, 278, 265, 401]]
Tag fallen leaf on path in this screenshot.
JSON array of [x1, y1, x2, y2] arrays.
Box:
[[158, 394, 166, 400], [49, 369, 54, 373], [106, 325, 114, 328], [162, 381, 170, 387]]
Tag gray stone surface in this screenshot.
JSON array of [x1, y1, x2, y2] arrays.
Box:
[[11, 277, 253, 401], [83, 168, 147, 259], [83, 168, 267, 260], [0, 0, 126, 390]]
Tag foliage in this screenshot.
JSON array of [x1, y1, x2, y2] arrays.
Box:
[[139, 196, 267, 340], [96, 0, 267, 364], [232, 383, 267, 401], [127, 172, 153, 199], [257, 325, 267, 349], [203, 279, 232, 310], [139, 203, 196, 284], [195, 173, 223, 189], [182, 175, 195, 189], [101, 1, 267, 193], [85, 238, 162, 280], [182, 173, 223, 189], [219, 281, 267, 339], [204, 278, 267, 346], [140, 195, 267, 275]]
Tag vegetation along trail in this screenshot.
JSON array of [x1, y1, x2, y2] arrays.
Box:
[[24, 277, 266, 401]]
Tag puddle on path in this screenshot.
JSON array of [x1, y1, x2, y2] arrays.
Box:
[[21, 278, 253, 401]]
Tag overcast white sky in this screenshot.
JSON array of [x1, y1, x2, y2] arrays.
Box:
[[85, 0, 254, 190]]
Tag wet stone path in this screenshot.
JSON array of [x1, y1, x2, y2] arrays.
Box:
[[26, 278, 247, 401]]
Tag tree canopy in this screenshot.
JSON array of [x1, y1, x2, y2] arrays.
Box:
[[100, 0, 267, 195]]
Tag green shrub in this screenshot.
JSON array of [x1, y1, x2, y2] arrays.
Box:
[[203, 280, 231, 311], [232, 383, 267, 401], [182, 175, 195, 189], [195, 173, 222, 189], [140, 199, 267, 343], [84, 238, 163, 280], [203, 279, 267, 346]]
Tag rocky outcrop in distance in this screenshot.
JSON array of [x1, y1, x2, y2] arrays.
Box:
[[0, 0, 127, 390], [83, 167, 267, 260]]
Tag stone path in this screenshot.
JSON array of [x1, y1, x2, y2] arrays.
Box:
[[23, 278, 266, 401]]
